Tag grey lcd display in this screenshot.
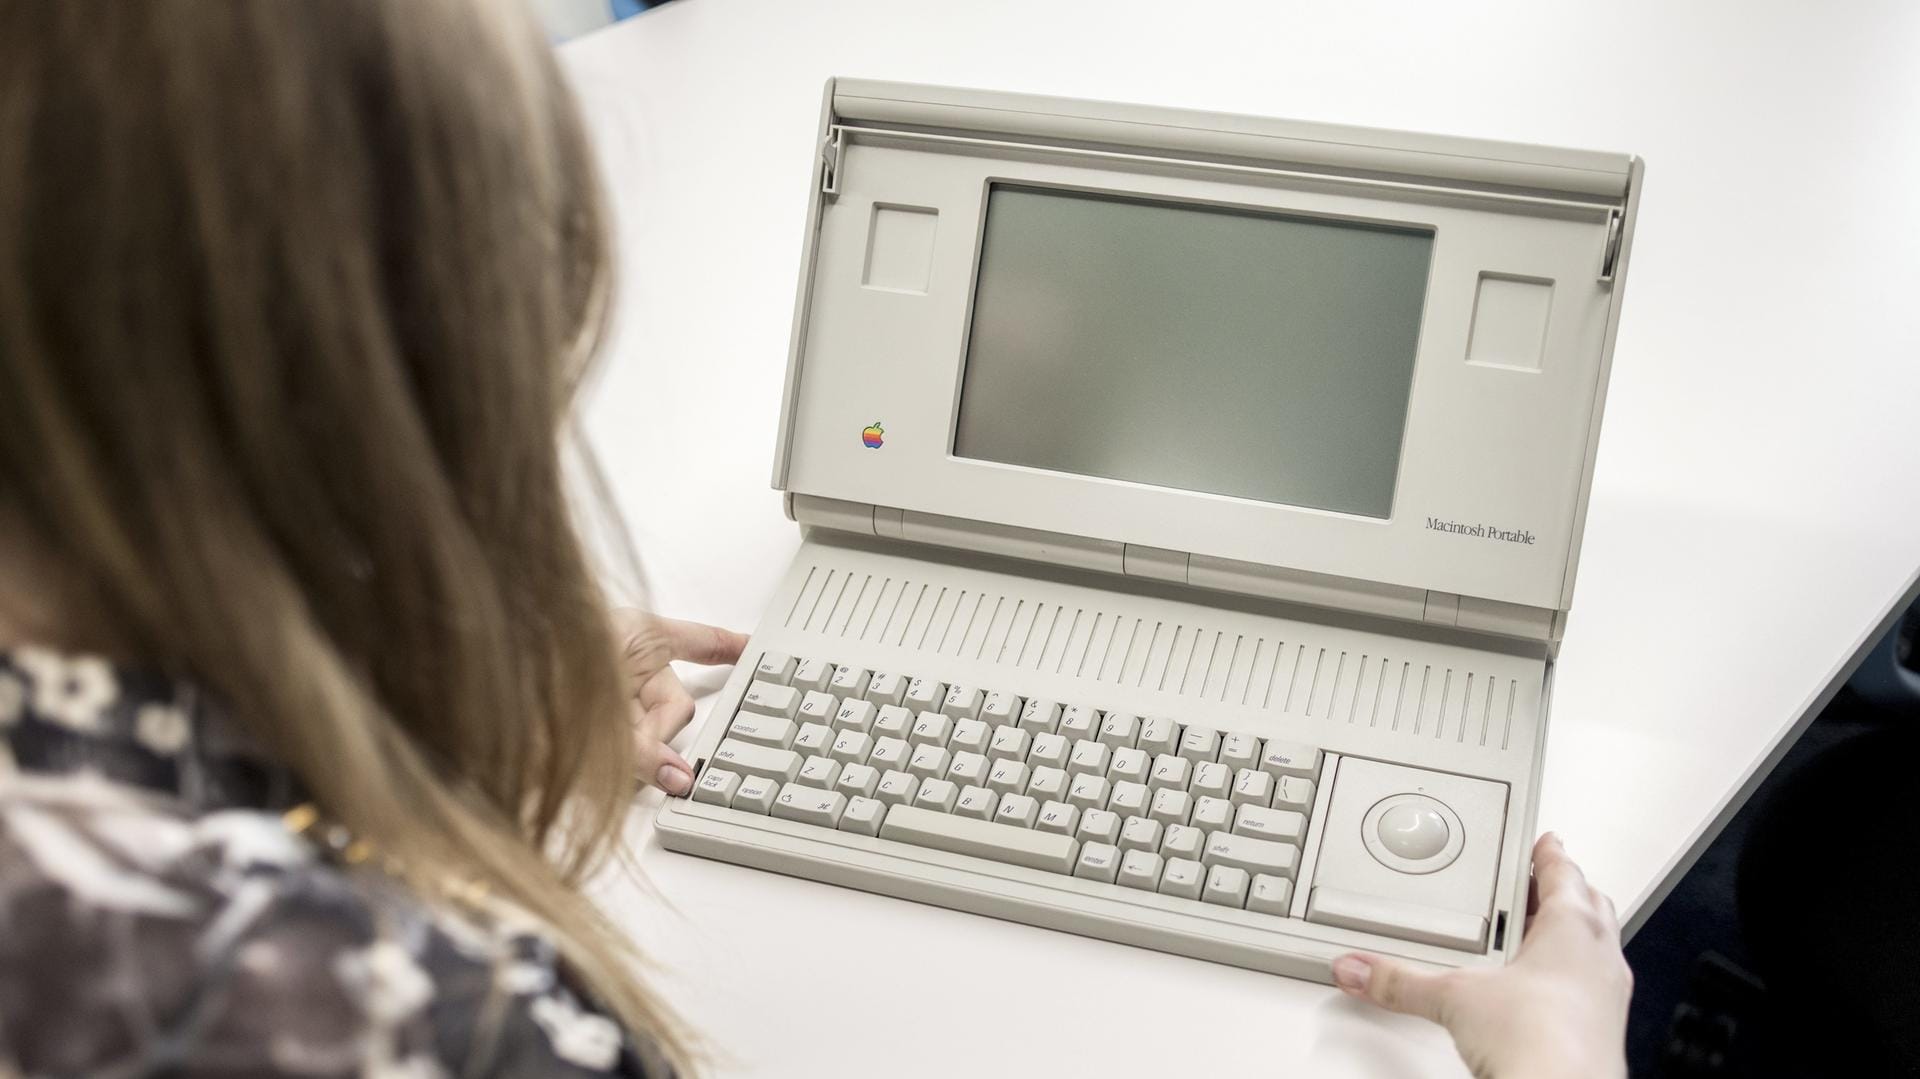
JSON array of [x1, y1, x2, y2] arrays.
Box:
[[953, 186, 1432, 519]]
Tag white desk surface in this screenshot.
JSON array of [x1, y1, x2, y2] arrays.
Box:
[[563, 2, 1920, 1074]]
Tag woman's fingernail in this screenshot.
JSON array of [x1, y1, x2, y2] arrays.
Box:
[[1332, 956, 1372, 993], [657, 765, 692, 795]]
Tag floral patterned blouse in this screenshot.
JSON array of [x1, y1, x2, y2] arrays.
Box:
[[0, 647, 665, 1078]]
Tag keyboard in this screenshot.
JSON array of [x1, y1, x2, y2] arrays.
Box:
[[690, 651, 1328, 919]]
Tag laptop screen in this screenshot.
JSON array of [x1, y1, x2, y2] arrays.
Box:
[[952, 185, 1433, 519]]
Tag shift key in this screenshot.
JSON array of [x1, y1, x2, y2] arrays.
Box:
[[1201, 831, 1300, 879], [712, 738, 802, 785]]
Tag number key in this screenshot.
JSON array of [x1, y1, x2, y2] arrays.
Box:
[[828, 664, 870, 698]]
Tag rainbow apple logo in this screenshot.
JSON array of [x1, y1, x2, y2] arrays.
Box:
[[861, 421, 884, 449]]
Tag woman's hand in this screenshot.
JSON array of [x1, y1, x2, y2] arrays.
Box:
[[1332, 833, 1632, 1079], [613, 608, 749, 796]]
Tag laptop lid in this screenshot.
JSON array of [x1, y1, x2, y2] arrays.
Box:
[[773, 79, 1640, 619]]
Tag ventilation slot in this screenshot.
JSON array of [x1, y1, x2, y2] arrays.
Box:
[[782, 563, 1522, 749]]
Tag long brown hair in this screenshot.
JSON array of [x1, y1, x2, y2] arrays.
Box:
[[0, 0, 687, 1067]]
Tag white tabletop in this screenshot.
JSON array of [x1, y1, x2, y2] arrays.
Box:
[[564, 2, 1920, 1074]]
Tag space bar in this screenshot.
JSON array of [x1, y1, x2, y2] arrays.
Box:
[[880, 805, 1080, 874]]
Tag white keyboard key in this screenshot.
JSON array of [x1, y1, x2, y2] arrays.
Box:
[[1148, 753, 1190, 792], [994, 792, 1039, 828], [941, 685, 985, 720], [1137, 716, 1179, 756], [948, 718, 990, 756], [798, 755, 841, 788], [797, 691, 838, 727], [1059, 705, 1101, 741], [1202, 831, 1300, 879], [909, 711, 953, 747], [945, 751, 989, 788], [753, 652, 796, 685], [832, 699, 877, 734], [828, 664, 870, 699], [1231, 768, 1274, 808], [1114, 848, 1163, 892], [794, 722, 834, 757], [1026, 766, 1069, 802], [834, 763, 879, 800], [1219, 731, 1260, 770], [904, 677, 947, 713], [733, 774, 779, 814], [868, 736, 911, 772], [829, 729, 873, 764], [985, 758, 1029, 795], [1158, 857, 1204, 900], [1306, 887, 1488, 951], [872, 705, 914, 739], [1203, 864, 1251, 908], [1257, 739, 1321, 781], [987, 725, 1030, 762], [1118, 815, 1162, 853], [907, 743, 952, 780], [728, 713, 797, 750], [880, 804, 1079, 874], [1068, 740, 1110, 775], [1027, 733, 1070, 769], [955, 785, 999, 820], [773, 783, 846, 827], [1107, 780, 1150, 819], [1107, 748, 1150, 785], [1066, 773, 1110, 810], [791, 658, 834, 694], [875, 769, 917, 807], [1148, 788, 1192, 826], [1190, 795, 1233, 832], [1189, 761, 1232, 800], [1233, 804, 1307, 844], [691, 767, 741, 806], [1160, 823, 1203, 861], [1178, 726, 1220, 763], [865, 672, 909, 707], [839, 796, 886, 837], [913, 777, 959, 813], [1273, 776, 1316, 813], [1035, 800, 1080, 836], [981, 692, 1023, 726], [713, 739, 802, 785], [1248, 874, 1294, 916], [1097, 712, 1139, 748], [1074, 842, 1121, 883], [1075, 808, 1121, 845], [1018, 698, 1062, 734], [740, 681, 801, 720]]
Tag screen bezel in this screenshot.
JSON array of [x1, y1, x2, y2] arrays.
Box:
[[777, 129, 1621, 611]]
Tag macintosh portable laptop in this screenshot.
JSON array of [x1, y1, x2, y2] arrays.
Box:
[[657, 78, 1641, 982]]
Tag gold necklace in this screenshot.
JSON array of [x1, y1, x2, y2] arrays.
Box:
[[280, 802, 493, 908]]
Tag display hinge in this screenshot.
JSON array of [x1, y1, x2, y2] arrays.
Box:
[[820, 126, 846, 196], [791, 495, 1567, 642], [1423, 590, 1559, 641], [1598, 205, 1624, 283]]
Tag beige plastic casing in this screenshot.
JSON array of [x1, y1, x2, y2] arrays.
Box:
[[657, 80, 1639, 984]]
